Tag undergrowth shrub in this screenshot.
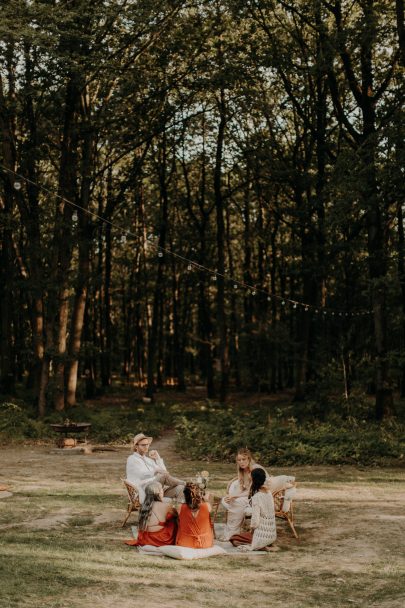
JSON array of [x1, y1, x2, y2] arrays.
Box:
[[174, 408, 405, 466], [0, 402, 48, 440], [0, 399, 172, 443]]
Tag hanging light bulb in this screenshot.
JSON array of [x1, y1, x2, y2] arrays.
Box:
[[305, 307, 309, 312], [252, 290, 256, 296], [121, 235, 127, 244], [72, 211, 78, 222], [211, 275, 217, 281], [293, 303, 297, 309], [13, 181, 22, 190], [281, 300, 286, 306], [233, 284, 238, 289], [187, 264, 192, 271], [158, 251, 163, 258], [267, 296, 271, 302]]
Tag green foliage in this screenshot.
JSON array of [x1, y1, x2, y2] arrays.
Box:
[[0, 402, 48, 439], [0, 399, 172, 444], [174, 403, 405, 466]]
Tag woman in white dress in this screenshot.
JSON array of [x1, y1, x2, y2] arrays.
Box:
[[220, 448, 295, 541], [229, 467, 277, 551]]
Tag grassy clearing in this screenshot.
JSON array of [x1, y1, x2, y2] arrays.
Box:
[[1, 440, 404, 608]]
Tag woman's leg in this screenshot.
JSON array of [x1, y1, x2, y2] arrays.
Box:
[[229, 531, 252, 546], [220, 496, 249, 540]]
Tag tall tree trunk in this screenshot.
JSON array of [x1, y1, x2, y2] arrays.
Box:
[[52, 73, 80, 411], [146, 135, 169, 398], [66, 102, 94, 406], [214, 86, 229, 402], [0, 72, 16, 394]]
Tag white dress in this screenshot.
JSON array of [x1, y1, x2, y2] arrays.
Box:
[[220, 467, 295, 540], [248, 491, 277, 550]]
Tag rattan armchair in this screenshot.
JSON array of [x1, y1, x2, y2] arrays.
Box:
[[121, 478, 141, 527], [272, 485, 298, 539]]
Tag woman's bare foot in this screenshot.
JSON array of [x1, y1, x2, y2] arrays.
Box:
[[264, 545, 280, 552]]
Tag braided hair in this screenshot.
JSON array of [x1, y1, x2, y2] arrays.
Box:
[[183, 482, 203, 511], [248, 467, 266, 499], [138, 481, 162, 531]]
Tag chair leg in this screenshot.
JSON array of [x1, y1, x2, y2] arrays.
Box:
[[122, 506, 133, 528], [286, 514, 299, 539]]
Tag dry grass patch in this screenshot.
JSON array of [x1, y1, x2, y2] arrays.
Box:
[[0, 438, 404, 608]]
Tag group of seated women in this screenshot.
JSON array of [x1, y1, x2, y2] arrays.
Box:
[[125, 447, 295, 552]]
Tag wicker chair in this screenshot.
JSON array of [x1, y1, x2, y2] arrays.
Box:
[[121, 479, 141, 527], [272, 485, 298, 539], [212, 483, 298, 540]]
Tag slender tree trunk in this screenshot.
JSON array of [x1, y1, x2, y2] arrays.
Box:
[[0, 73, 16, 394], [214, 87, 229, 402], [396, 0, 405, 65], [66, 103, 94, 406], [146, 135, 169, 398]]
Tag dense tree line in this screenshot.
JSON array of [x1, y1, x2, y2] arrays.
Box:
[[0, 0, 404, 418]]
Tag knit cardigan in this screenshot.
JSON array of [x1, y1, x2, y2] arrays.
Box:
[[247, 490, 277, 551]]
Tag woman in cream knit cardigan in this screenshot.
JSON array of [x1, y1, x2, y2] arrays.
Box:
[[220, 447, 295, 541], [229, 467, 277, 551]]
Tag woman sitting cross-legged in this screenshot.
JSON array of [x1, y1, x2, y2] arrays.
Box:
[[220, 447, 295, 541], [176, 482, 214, 549], [229, 467, 277, 552], [125, 481, 177, 547]]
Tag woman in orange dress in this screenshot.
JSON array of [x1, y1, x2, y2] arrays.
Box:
[[176, 482, 213, 549], [125, 481, 177, 547]]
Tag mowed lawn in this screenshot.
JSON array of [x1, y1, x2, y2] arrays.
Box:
[[1, 437, 404, 608]]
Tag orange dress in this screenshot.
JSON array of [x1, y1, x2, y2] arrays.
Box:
[[125, 510, 177, 547], [176, 503, 214, 549]]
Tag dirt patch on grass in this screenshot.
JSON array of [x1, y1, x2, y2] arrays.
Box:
[[1, 432, 404, 608]]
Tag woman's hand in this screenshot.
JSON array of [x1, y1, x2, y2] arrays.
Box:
[[148, 449, 159, 460], [223, 495, 236, 504]]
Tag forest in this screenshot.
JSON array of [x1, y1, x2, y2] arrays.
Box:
[[0, 0, 405, 432]]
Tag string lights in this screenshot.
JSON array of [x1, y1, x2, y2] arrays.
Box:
[[2, 163, 372, 317]]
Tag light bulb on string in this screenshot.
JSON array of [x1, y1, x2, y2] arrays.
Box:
[[281, 300, 286, 306], [158, 251, 163, 258], [72, 211, 78, 222], [211, 275, 217, 281], [267, 296, 271, 302], [233, 284, 238, 289], [120, 235, 127, 244], [293, 303, 297, 309], [187, 264, 192, 271], [14, 182, 22, 191], [305, 307, 309, 312], [252, 290, 256, 296]]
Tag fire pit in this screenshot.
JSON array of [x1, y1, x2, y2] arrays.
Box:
[[50, 420, 92, 448]]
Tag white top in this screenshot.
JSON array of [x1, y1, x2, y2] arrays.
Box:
[[126, 452, 167, 502], [248, 490, 277, 551]]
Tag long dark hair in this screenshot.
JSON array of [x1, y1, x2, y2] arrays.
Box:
[[183, 482, 203, 510], [249, 467, 266, 499], [138, 482, 162, 531]]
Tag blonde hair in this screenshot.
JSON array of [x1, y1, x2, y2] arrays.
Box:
[[236, 448, 256, 491]]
